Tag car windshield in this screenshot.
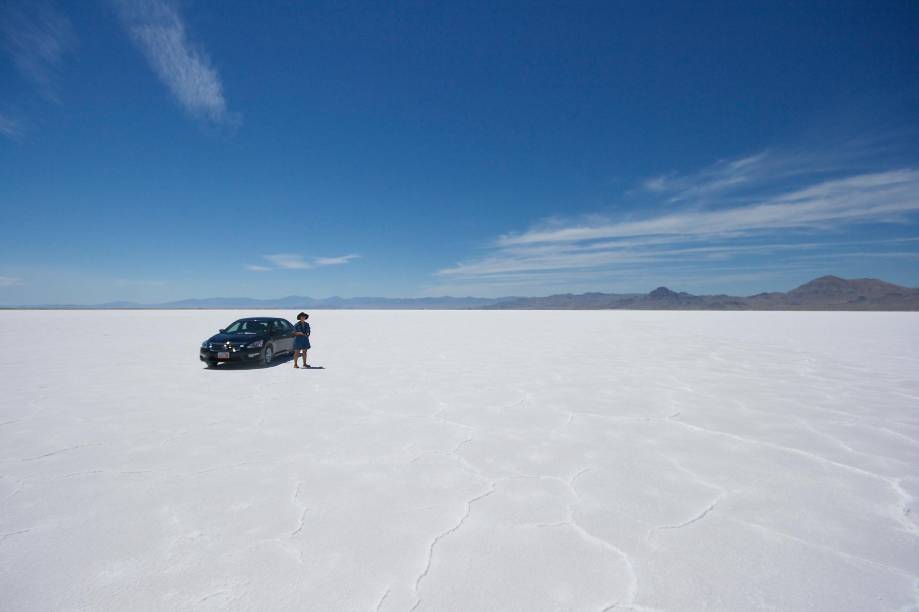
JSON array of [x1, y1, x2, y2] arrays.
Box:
[[223, 319, 270, 334]]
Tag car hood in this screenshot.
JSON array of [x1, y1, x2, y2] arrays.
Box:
[[206, 332, 267, 344]]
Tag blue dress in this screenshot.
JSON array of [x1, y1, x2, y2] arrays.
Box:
[[293, 321, 311, 350]]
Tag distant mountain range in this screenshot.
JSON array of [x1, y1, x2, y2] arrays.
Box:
[[7, 276, 919, 311], [485, 276, 919, 310], [19, 295, 506, 310]]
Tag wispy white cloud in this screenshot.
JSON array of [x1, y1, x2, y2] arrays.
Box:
[[0, 0, 75, 100], [263, 254, 314, 270], [113, 0, 233, 124], [642, 153, 768, 201], [0, 113, 24, 140], [638, 146, 876, 204], [437, 150, 919, 290], [314, 255, 361, 266], [250, 254, 361, 271], [497, 169, 919, 247], [0, 276, 24, 287]]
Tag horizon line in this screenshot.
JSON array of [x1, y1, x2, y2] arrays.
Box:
[[2, 274, 916, 309]]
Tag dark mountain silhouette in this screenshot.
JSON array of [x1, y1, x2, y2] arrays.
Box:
[[8, 276, 919, 311], [476, 291, 642, 310], [485, 276, 919, 311], [744, 275, 919, 310]]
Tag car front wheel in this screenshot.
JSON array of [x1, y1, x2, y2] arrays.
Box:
[[262, 344, 274, 366]]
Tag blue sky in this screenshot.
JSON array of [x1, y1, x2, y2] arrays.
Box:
[[1, 0, 918, 304]]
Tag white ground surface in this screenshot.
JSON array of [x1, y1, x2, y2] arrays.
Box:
[[1, 310, 918, 611]]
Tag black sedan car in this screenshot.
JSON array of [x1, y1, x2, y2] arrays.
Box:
[[199, 317, 295, 367]]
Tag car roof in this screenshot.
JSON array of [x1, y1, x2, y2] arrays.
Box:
[[235, 317, 288, 322]]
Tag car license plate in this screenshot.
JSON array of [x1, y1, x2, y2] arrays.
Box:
[[217, 352, 230, 360]]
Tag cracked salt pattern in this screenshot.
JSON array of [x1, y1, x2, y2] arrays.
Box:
[[1, 310, 918, 611]]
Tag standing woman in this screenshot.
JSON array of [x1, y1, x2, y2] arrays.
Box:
[[292, 312, 311, 368]]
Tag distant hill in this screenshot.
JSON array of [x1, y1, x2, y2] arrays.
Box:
[[744, 276, 919, 310], [486, 276, 919, 311], [7, 276, 919, 311], [481, 291, 643, 309]]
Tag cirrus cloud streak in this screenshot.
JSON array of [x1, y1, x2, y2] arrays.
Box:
[[247, 254, 361, 272], [438, 151, 919, 286], [0, 0, 75, 101], [113, 0, 232, 124], [497, 170, 919, 248]]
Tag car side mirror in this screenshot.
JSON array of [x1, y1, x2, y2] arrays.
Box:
[[219, 328, 226, 333]]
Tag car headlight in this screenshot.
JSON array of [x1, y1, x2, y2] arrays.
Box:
[[247, 339, 264, 348]]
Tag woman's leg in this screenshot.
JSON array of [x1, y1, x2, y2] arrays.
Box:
[[293, 349, 301, 367], [303, 350, 308, 367]]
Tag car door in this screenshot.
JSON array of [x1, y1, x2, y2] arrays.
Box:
[[282, 320, 296, 352], [272, 320, 293, 352], [268, 320, 284, 351]]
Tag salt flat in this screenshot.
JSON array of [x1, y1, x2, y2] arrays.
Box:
[[0, 310, 917, 611]]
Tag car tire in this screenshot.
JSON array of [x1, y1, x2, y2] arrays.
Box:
[[262, 344, 274, 366], [205, 360, 218, 368]]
